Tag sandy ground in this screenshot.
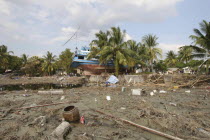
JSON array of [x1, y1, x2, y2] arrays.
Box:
[[1, 80, 210, 140]]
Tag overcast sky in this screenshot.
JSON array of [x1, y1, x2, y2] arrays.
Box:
[[0, 0, 209, 58]]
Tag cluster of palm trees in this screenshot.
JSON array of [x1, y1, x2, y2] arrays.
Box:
[[165, 20, 210, 73], [88, 27, 162, 76], [0, 47, 74, 76]]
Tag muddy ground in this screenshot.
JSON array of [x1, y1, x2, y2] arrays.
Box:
[[0, 75, 84, 85], [1, 76, 210, 140]]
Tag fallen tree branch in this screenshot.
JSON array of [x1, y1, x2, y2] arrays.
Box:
[[91, 109, 183, 140], [16, 101, 72, 110]]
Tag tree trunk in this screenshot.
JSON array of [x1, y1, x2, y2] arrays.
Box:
[[115, 60, 119, 76]]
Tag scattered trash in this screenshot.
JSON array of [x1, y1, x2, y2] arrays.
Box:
[[121, 87, 126, 92], [106, 75, 119, 84], [173, 86, 179, 89], [106, 96, 111, 101], [169, 102, 177, 107], [159, 90, 167, 93], [131, 89, 142, 95], [29, 116, 46, 126], [185, 90, 191, 93], [198, 128, 210, 137], [60, 96, 65, 100], [58, 77, 65, 81], [95, 98, 97, 102], [80, 116, 85, 124], [153, 90, 157, 93], [63, 106, 80, 122], [22, 94, 30, 97], [50, 121, 71, 140], [150, 92, 154, 96], [120, 107, 126, 110]]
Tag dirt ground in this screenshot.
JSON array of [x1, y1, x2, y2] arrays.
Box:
[[0, 75, 84, 85], [1, 76, 210, 140]]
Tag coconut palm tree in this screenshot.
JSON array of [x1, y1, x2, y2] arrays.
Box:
[[165, 50, 177, 67], [126, 40, 139, 52], [141, 34, 162, 72], [184, 20, 210, 73], [178, 46, 193, 63], [0, 45, 13, 71], [42, 51, 56, 76], [21, 54, 28, 66], [95, 27, 136, 76], [91, 30, 109, 48]]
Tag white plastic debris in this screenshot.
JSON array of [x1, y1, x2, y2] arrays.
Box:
[[150, 92, 154, 96], [169, 102, 177, 106], [106, 75, 119, 84], [23, 94, 30, 97], [60, 96, 65, 100], [159, 90, 167, 93], [185, 90, 191, 93], [153, 90, 157, 93], [106, 96, 111, 101], [131, 89, 142, 95], [120, 107, 126, 110], [95, 98, 97, 102]]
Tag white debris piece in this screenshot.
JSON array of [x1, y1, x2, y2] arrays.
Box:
[[60, 96, 65, 100], [106, 75, 119, 84], [150, 92, 154, 96], [153, 90, 157, 93], [185, 90, 191, 93], [131, 89, 142, 95], [169, 102, 177, 106], [159, 90, 167, 93], [106, 96, 111, 101]]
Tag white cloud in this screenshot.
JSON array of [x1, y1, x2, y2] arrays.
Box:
[[0, 0, 183, 56], [158, 43, 183, 58], [0, 0, 10, 15], [124, 33, 132, 41]]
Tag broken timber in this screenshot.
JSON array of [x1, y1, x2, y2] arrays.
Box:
[[92, 109, 183, 140]]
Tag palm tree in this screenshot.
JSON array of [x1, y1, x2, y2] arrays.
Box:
[[142, 34, 162, 72], [91, 30, 109, 48], [21, 54, 28, 66], [126, 40, 139, 52], [0, 45, 13, 71], [185, 20, 210, 73], [91, 27, 136, 76], [42, 51, 56, 76], [165, 50, 177, 67], [178, 46, 193, 63]]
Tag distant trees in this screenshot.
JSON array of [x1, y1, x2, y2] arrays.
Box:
[[165, 51, 177, 67], [0, 45, 13, 72], [141, 34, 162, 72], [42, 51, 56, 76], [57, 49, 74, 74], [0, 20, 209, 75]]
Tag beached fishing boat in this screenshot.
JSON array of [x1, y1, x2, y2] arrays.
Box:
[[71, 47, 115, 75]]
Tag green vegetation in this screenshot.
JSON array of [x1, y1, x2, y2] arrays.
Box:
[[0, 20, 209, 76]]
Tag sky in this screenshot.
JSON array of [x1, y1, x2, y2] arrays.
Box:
[[0, 0, 209, 58]]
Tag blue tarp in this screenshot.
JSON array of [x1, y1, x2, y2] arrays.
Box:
[[106, 75, 119, 84]]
